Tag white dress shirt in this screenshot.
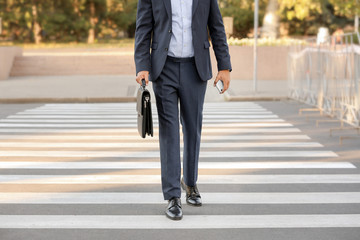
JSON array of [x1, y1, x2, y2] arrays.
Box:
[[168, 0, 194, 58]]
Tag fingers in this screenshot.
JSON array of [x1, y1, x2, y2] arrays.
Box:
[[222, 78, 230, 93], [144, 73, 149, 86], [136, 71, 149, 85], [213, 73, 220, 87], [215, 71, 230, 94], [135, 75, 142, 85]]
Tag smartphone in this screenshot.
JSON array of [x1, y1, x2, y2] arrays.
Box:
[[215, 80, 224, 93]]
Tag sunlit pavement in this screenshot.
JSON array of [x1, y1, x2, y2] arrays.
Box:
[[0, 100, 359, 240]]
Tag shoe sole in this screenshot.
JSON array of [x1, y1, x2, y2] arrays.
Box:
[[186, 201, 202, 207], [165, 212, 183, 221]]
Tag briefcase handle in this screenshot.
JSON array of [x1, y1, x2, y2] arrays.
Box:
[[141, 79, 146, 88]]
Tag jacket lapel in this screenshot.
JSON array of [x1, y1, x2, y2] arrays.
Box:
[[163, 0, 171, 19], [192, 0, 199, 16]]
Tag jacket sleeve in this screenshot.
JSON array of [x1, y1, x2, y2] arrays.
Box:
[[134, 0, 153, 75], [207, 0, 232, 72]]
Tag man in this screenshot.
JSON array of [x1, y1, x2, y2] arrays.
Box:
[[134, 0, 232, 220]]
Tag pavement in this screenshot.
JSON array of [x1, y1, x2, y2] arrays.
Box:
[[1, 49, 359, 239], [0, 101, 359, 240], [0, 75, 288, 103]]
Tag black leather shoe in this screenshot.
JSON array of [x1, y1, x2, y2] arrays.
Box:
[[165, 197, 183, 220], [181, 177, 202, 206]]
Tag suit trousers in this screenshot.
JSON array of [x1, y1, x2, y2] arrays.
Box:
[[152, 55, 207, 200]]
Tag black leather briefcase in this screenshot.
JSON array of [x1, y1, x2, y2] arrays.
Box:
[[136, 79, 153, 138]]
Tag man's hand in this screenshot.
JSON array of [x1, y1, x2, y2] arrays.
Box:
[[136, 71, 150, 86], [214, 69, 230, 94]]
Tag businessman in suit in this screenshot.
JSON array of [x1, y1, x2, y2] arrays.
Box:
[[134, 0, 232, 220]]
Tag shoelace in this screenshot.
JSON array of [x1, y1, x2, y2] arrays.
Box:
[[169, 198, 182, 208], [189, 186, 200, 198]]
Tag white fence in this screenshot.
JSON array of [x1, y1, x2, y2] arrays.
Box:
[[288, 32, 360, 127]]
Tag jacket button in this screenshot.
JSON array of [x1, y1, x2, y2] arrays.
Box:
[[165, 48, 168, 51], [169, 29, 172, 33]]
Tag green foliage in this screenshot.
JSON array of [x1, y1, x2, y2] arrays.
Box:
[[279, 0, 322, 20], [222, 8, 253, 38], [228, 36, 306, 46], [220, 0, 268, 38], [0, 38, 135, 48], [0, 0, 359, 43], [278, 0, 356, 36], [106, 0, 138, 38], [328, 0, 360, 17], [0, 0, 137, 43]]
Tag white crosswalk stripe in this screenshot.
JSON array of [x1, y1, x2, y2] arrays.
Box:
[[0, 150, 338, 157], [0, 102, 357, 231], [0, 141, 324, 148], [0, 127, 302, 133], [7, 113, 277, 117], [1, 174, 359, 184], [17, 110, 272, 114], [0, 118, 286, 123], [0, 161, 354, 169], [1, 215, 360, 229], [0, 134, 311, 140], [0, 122, 291, 127], [1, 192, 360, 204]]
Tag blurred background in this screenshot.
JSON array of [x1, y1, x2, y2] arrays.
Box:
[[1, 2, 360, 235], [0, 0, 359, 46], [0, 0, 359, 103]]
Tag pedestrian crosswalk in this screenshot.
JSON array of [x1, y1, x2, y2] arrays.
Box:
[[0, 150, 338, 157], [1, 215, 360, 229], [2, 192, 360, 204], [0, 102, 358, 232], [0, 161, 353, 169], [1, 174, 360, 184]]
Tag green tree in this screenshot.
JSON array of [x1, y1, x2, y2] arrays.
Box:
[[278, 0, 354, 35], [220, 0, 268, 38], [107, 0, 138, 38], [279, 0, 322, 21], [328, 0, 360, 17]]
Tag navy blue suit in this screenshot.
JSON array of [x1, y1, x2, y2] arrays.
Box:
[[134, 0, 232, 82], [134, 0, 231, 200]]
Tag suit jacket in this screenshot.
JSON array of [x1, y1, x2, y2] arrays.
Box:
[[134, 0, 232, 81]]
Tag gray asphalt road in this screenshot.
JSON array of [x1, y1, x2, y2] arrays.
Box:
[[0, 100, 359, 240]]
